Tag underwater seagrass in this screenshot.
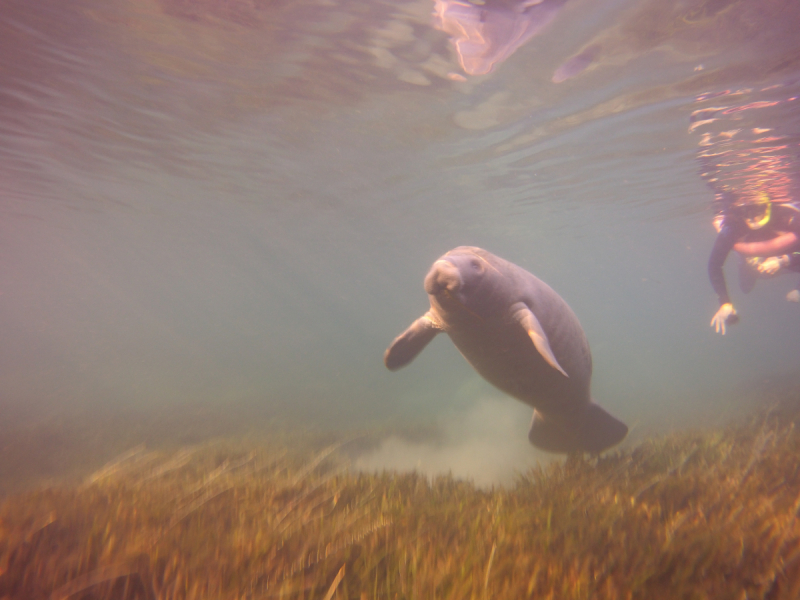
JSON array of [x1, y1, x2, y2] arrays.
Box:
[[2, 405, 800, 598]]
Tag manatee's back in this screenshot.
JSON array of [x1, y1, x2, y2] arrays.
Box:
[[442, 251, 592, 415], [501, 257, 627, 453], [511, 261, 593, 387]]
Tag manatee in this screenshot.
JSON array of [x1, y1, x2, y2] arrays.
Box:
[[384, 246, 628, 454]]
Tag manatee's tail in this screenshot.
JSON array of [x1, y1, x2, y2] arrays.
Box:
[[528, 402, 628, 454]]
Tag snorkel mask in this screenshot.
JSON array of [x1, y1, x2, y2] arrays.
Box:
[[742, 193, 772, 230]]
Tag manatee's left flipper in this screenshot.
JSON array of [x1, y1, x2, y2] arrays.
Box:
[[384, 312, 442, 371], [509, 302, 568, 377]]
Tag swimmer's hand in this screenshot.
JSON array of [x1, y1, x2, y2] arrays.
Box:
[[787, 290, 800, 303], [710, 303, 738, 335], [757, 255, 789, 275]]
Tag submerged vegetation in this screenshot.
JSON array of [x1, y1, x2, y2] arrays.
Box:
[[3, 405, 800, 599]]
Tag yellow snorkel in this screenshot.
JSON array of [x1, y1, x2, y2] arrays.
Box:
[[744, 193, 772, 230]]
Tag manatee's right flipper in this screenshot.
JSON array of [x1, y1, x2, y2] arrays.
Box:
[[737, 254, 757, 294], [384, 312, 442, 371], [528, 402, 628, 454], [509, 302, 568, 377]]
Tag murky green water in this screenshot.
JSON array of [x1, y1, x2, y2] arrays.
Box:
[[1, 0, 799, 487]]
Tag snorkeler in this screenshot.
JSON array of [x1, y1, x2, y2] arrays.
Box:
[[709, 193, 800, 335]]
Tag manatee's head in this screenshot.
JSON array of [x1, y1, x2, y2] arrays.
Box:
[[424, 246, 502, 316]]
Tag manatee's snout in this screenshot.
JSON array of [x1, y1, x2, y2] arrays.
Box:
[[424, 259, 463, 296]]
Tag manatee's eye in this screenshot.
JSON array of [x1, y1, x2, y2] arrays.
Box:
[[470, 258, 482, 271]]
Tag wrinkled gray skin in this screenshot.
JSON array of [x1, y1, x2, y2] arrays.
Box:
[[384, 246, 628, 454]]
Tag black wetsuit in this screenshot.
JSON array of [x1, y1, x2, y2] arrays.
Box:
[[708, 203, 800, 306]]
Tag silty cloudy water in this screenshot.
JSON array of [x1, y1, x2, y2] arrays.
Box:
[[1, 0, 800, 487]]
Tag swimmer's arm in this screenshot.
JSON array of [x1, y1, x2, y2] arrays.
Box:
[[708, 226, 736, 305]]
